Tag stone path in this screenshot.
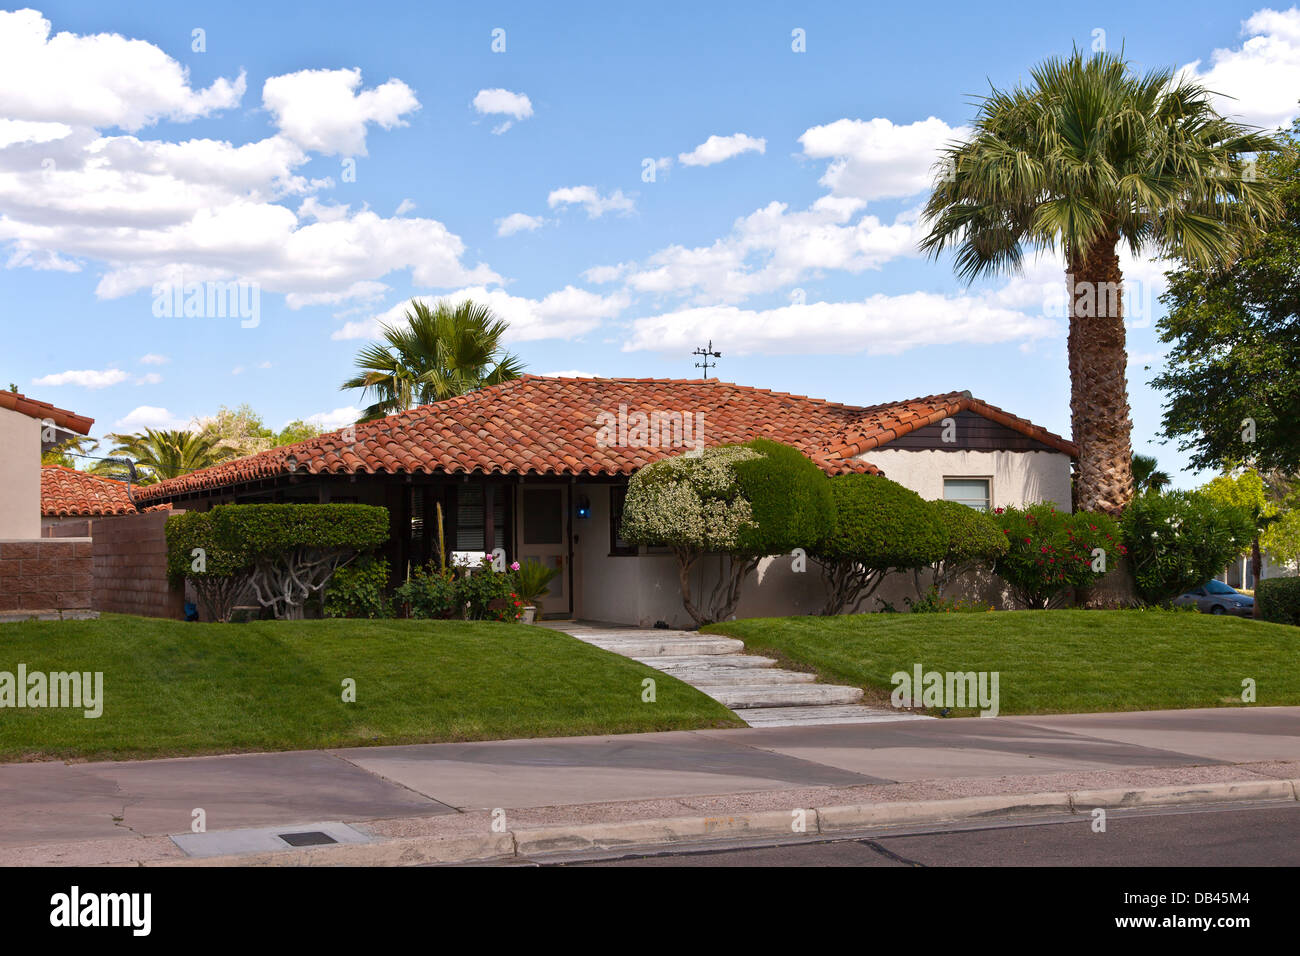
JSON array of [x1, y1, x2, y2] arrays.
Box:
[[548, 622, 928, 727]]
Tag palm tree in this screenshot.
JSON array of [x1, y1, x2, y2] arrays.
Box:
[[98, 428, 236, 482], [341, 298, 524, 420], [921, 50, 1279, 517], [1131, 454, 1172, 494]]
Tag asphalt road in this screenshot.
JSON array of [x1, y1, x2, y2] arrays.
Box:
[[546, 801, 1300, 867]]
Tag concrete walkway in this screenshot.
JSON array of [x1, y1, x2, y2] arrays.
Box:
[[548, 621, 926, 727], [2, 706, 1299, 864]]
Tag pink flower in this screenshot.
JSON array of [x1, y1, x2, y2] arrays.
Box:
[[510, 561, 520, 571]]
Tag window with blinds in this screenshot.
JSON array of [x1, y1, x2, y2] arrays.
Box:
[[455, 485, 506, 551], [943, 477, 992, 512]]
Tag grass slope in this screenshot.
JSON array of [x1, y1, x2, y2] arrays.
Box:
[[704, 611, 1300, 716], [0, 615, 741, 761]]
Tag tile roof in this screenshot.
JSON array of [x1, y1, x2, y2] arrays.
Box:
[[0, 390, 94, 434], [41, 466, 136, 516], [136, 377, 1075, 503], [824, 392, 1078, 459]]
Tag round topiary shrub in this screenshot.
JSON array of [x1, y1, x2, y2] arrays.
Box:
[[930, 498, 1010, 595], [812, 474, 948, 614]]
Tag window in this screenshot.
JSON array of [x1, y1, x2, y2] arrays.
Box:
[[609, 485, 637, 556], [943, 477, 991, 512], [455, 485, 506, 551]]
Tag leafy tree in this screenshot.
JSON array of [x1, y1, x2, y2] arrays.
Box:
[[1131, 454, 1172, 494], [922, 50, 1280, 518], [811, 475, 948, 615], [1121, 489, 1255, 606], [1153, 122, 1300, 477], [99, 428, 236, 482], [40, 435, 99, 468], [341, 298, 525, 421], [1200, 469, 1300, 603], [194, 404, 323, 458]]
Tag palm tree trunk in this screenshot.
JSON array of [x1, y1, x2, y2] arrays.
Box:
[[1067, 233, 1135, 517], [1069, 233, 1138, 608]]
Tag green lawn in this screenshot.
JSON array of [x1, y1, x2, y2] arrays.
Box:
[[0, 615, 741, 761], [704, 611, 1300, 716]]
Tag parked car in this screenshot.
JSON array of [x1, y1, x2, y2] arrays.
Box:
[[1173, 580, 1255, 616]]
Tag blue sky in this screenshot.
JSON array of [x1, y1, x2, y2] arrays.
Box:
[[2, 1, 1296, 486]]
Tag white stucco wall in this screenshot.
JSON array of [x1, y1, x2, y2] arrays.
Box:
[[0, 406, 40, 539], [570, 448, 1072, 626], [858, 448, 1073, 511]]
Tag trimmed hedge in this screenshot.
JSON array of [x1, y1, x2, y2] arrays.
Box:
[[732, 438, 835, 556], [814, 474, 947, 568], [812, 474, 948, 614], [1257, 577, 1300, 626], [166, 503, 390, 621], [930, 498, 1009, 593]]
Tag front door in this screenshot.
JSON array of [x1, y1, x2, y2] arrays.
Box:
[[516, 486, 571, 617]]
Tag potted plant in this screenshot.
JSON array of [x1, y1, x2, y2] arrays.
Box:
[[514, 559, 559, 624]]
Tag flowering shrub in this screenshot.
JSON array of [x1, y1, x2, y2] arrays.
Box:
[[992, 503, 1123, 609], [396, 555, 524, 622], [1120, 490, 1255, 606]]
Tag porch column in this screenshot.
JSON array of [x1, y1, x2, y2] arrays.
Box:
[[484, 482, 495, 555]]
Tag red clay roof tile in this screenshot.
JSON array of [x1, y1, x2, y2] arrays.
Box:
[[0, 391, 93, 434], [41, 466, 136, 516], [135, 377, 1075, 503]]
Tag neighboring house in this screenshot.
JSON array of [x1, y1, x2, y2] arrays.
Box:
[[41, 465, 137, 535], [135, 376, 1076, 626], [0, 390, 94, 540], [1219, 550, 1296, 591]]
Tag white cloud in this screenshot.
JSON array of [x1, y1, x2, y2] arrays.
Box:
[[582, 262, 630, 284], [135, 372, 162, 385], [547, 185, 635, 218], [620, 197, 921, 304], [1181, 7, 1300, 130], [333, 285, 630, 343], [799, 116, 967, 202], [33, 368, 129, 388], [624, 293, 1056, 357], [263, 68, 419, 156], [304, 406, 361, 430], [0, 22, 493, 307], [113, 405, 187, 430], [0, 9, 245, 131], [138, 353, 168, 365], [678, 133, 766, 167], [496, 212, 544, 236], [472, 88, 534, 135], [0, 118, 72, 149], [395, 198, 416, 215], [286, 280, 389, 309]]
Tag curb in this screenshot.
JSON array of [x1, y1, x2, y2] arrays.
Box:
[[145, 778, 1300, 867]]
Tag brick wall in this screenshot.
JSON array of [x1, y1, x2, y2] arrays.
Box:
[[90, 511, 186, 619], [0, 538, 93, 612]]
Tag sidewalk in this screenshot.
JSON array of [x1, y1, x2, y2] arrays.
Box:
[[3, 706, 1298, 865]]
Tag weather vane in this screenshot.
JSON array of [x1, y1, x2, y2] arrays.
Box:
[[693, 340, 721, 379]]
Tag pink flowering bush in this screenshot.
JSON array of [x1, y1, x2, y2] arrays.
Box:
[[992, 503, 1124, 608]]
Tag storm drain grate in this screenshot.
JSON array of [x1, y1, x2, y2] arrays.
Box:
[[278, 831, 339, 847]]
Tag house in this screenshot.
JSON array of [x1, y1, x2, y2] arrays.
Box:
[[135, 376, 1075, 625], [0, 390, 94, 539], [0, 390, 98, 619]]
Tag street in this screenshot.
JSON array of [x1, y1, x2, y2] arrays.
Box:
[[546, 801, 1300, 867]]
